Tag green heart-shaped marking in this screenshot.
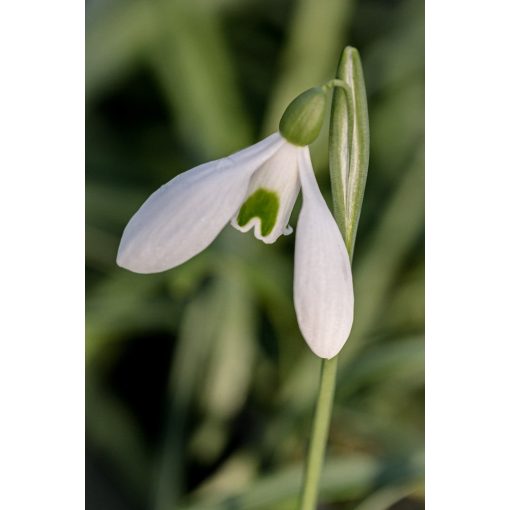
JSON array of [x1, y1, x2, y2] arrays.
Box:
[[237, 188, 279, 237]]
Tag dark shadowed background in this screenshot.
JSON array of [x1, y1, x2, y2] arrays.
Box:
[[86, 0, 424, 508]]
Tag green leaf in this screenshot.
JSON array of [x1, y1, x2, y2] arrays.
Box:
[[148, 0, 252, 158]]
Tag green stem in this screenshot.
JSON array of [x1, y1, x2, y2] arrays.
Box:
[[298, 356, 338, 510], [298, 47, 368, 510], [297, 224, 355, 510], [298, 228, 355, 510]]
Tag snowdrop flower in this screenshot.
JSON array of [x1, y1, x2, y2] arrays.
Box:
[[117, 86, 354, 359]]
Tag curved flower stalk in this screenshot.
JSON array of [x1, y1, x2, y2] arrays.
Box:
[[117, 86, 354, 359]]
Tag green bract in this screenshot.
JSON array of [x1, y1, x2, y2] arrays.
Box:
[[329, 46, 369, 253], [279, 87, 327, 146]]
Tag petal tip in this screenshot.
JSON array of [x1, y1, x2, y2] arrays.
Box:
[[115, 239, 165, 274], [308, 339, 345, 360], [299, 324, 352, 360]]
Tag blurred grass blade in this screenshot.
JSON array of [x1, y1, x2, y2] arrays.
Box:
[[352, 485, 418, 510], [336, 335, 424, 399], [86, 271, 170, 362], [200, 272, 255, 422], [86, 374, 150, 499], [329, 47, 370, 249], [177, 453, 422, 510], [191, 271, 256, 463], [363, 0, 424, 96], [154, 283, 224, 510], [86, 0, 156, 97], [148, 0, 252, 158]]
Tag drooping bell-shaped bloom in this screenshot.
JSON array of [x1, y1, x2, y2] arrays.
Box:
[[117, 87, 354, 359]]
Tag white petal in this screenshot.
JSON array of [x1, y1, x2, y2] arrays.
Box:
[[117, 133, 285, 273], [231, 141, 301, 243], [293, 148, 354, 359]]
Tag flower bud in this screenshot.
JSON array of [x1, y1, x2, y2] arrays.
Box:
[[279, 87, 327, 146]]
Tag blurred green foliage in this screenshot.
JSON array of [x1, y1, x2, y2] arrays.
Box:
[[86, 0, 424, 509]]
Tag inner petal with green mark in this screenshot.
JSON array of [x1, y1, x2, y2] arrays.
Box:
[[237, 188, 279, 237]]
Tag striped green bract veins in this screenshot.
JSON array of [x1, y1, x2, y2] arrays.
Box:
[[329, 46, 370, 251]]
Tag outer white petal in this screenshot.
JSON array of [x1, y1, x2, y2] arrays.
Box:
[[231, 141, 301, 243], [117, 133, 285, 273], [293, 147, 354, 359]]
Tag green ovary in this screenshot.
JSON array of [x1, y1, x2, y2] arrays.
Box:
[[237, 188, 279, 237]]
